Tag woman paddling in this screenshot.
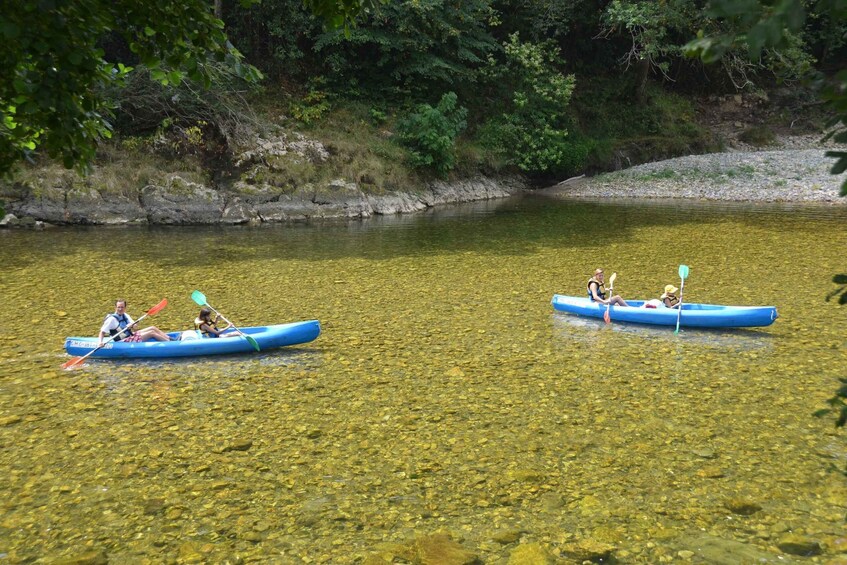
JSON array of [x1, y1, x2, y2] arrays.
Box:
[[195, 307, 239, 338], [587, 268, 629, 307]]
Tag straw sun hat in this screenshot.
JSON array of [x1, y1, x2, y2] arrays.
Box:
[[661, 284, 678, 298]]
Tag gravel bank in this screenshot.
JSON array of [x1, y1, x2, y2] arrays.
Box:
[[547, 135, 846, 203]]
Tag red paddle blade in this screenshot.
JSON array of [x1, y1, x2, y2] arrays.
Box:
[[61, 356, 85, 370], [603, 309, 611, 324], [145, 298, 168, 316]]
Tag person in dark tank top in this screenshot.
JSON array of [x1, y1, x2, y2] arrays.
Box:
[[587, 268, 629, 307]]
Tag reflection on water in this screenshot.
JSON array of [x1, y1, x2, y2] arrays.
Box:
[[0, 194, 845, 563]]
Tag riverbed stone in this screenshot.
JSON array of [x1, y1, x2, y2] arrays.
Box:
[[679, 534, 779, 564], [724, 498, 763, 515], [50, 549, 108, 564], [396, 532, 479, 565], [0, 414, 22, 426], [217, 439, 253, 452], [492, 528, 524, 544], [0, 213, 19, 226], [507, 542, 554, 564], [559, 539, 615, 562], [776, 534, 823, 556]]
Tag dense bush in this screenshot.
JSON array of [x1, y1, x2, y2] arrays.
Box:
[[477, 35, 576, 176], [396, 92, 468, 176]]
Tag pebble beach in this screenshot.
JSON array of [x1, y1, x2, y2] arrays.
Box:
[[548, 135, 846, 203]]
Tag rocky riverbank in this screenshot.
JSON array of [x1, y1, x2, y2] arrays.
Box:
[[544, 135, 846, 203], [2, 133, 844, 228], [0, 174, 526, 228]]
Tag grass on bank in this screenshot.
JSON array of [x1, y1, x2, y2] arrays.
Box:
[[8, 144, 208, 201], [570, 79, 718, 172], [2, 80, 723, 202]]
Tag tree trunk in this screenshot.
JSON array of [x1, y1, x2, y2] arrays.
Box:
[[634, 58, 650, 101], [214, 0, 222, 19]]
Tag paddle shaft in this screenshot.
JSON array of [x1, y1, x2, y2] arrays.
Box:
[[676, 278, 686, 319], [674, 268, 688, 334], [604, 272, 617, 324]]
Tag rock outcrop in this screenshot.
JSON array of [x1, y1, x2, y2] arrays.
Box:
[[0, 174, 526, 226]]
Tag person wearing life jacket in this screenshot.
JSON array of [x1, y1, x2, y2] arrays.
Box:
[[195, 307, 237, 338], [661, 284, 681, 308], [98, 299, 172, 345], [587, 268, 629, 307]]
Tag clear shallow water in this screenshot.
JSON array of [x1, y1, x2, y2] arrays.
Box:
[[0, 195, 845, 563]]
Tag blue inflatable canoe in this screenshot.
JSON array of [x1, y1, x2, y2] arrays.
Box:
[[64, 320, 321, 359], [551, 295, 778, 328]]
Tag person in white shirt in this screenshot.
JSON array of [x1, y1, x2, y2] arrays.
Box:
[[98, 299, 171, 344]]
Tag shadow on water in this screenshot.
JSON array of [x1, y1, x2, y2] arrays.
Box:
[[551, 312, 775, 351], [2, 193, 844, 269], [80, 347, 323, 373]]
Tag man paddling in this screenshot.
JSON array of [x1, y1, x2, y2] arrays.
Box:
[[99, 299, 172, 344]]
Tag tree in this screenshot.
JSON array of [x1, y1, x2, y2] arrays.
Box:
[[596, 0, 699, 97], [685, 0, 847, 195], [0, 0, 379, 176], [397, 92, 468, 175], [312, 0, 500, 101], [479, 34, 578, 176], [0, 0, 262, 175]]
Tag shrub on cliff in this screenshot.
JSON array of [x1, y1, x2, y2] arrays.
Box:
[[396, 92, 467, 176]]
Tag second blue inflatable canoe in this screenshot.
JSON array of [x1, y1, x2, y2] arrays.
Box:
[[64, 320, 321, 359], [551, 295, 777, 328]]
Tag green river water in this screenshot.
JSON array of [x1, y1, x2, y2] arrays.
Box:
[[1, 195, 845, 564]]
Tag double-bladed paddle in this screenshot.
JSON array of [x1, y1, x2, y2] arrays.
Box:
[[674, 264, 689, 335], [61, 298, 168, 369], [191, 290, 260, 351], [603, 272, 617, 324]]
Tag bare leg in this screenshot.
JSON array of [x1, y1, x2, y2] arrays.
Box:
[[610, 295, 629, 307], [136, 326, 172, 341]]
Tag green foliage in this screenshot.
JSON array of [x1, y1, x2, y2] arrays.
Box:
[[0, 0, 262, 176], [222, 0, 324, 81], [303, 0, 386, 31], [396, 92, 467, 175], [568, 78, 715, 171], [369, 108, 389, 125], [686, 0, 847, 194], [290, 84, 333, 125], [598, 0, 698, 81], [479, 34, 577, 176], [312, 0, 500, 100]]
